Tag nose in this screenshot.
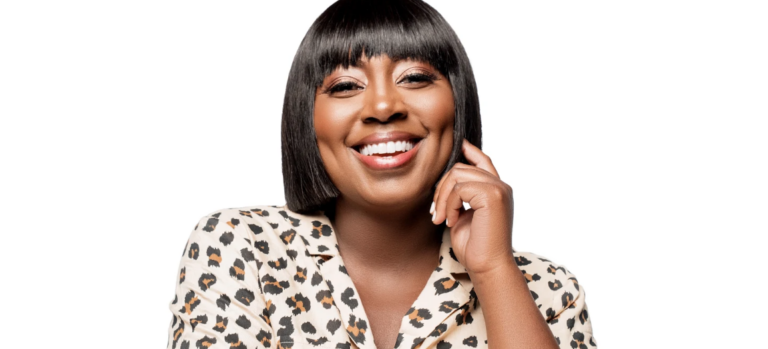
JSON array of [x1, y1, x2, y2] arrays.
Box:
[[360, 76, 407, 123]]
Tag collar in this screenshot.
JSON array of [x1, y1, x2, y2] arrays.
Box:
[[278, 204, 468, 275], [279, 205, 341, 258], [276, 204, 473, 349]]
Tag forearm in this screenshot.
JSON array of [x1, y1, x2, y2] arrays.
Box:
[[469, 255, 560, 349]]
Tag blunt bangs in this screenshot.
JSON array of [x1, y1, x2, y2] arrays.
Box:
[[282, 0, 482, 214], [306, 0, 458, 88]]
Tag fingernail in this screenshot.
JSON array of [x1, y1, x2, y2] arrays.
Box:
[[429, 201, 435, 214], [431, 211, 436, 222]]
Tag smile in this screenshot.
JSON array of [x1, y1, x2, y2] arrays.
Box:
[[351, 138, 423, 170]]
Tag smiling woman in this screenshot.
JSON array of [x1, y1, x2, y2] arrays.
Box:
[[281, 0, 481, 215], [165, 1, 596, 348]]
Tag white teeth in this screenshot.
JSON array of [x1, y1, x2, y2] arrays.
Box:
[[359, 140, 417, 156]]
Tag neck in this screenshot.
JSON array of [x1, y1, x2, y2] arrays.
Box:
[[330, 195, 444, 271]]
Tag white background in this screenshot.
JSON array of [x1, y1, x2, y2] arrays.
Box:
[[1, 1, 766, 348]]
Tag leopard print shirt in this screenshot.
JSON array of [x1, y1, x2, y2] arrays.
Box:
[[166, 205, 596, 349]]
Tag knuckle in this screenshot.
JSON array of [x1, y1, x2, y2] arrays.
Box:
[[442, 171, 457, 184], [449, 165, 467, 174], [490, 185, 507, 200]]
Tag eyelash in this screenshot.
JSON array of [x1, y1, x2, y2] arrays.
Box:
[[325, 72, 437, 94]]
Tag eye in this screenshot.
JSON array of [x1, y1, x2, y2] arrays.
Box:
[[398, 71, 438, 85], [326, 81, 363, 95]]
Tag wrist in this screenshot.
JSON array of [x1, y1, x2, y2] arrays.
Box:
[[467, 252, 518, 281]]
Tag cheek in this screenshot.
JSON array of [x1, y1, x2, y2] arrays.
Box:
[[313, 102, 334, 144], [411, 88, 455, 165], [313, 98, 360, 178], [406, 89, 455, 129], [313, 98, 358, 144]]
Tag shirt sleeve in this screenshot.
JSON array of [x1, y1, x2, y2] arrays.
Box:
[[544, 268, 597, 349], [166, 210, 275, 349]]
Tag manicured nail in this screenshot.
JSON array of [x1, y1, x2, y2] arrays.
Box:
[[429, 201, 435, 214], [431, 211, 436, 223]]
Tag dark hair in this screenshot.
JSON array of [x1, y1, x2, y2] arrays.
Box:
[[281, 0, 482, 214]]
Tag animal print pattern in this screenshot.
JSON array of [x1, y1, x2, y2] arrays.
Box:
[[166, 205, 596, 348]]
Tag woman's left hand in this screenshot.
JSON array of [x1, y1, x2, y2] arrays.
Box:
[[431, 138, 515, 276]]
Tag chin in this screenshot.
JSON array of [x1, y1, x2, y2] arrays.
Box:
[[357, 186, 429, 208]]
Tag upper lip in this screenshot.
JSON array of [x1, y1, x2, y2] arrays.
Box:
[[350, 131, 424, 149]]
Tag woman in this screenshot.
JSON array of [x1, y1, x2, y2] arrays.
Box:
[[166, 0, 596, 348]]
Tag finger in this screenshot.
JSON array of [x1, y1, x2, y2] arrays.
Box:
[[446, 182, 513, 228], [432, 163, 486, 208], [432, 163, 496, 219], [462, 138, 500, 178], [444, 181, 485, 227], [432, 166, 493, 225], [432, 162, 466, 214]]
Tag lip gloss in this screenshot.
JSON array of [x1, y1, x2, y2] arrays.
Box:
[[352, 139, 423, 170]]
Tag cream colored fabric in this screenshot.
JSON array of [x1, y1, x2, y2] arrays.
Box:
[[166, 204, 596, 348]]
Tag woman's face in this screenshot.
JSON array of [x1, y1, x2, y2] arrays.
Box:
[[314, 53, 455, 211]]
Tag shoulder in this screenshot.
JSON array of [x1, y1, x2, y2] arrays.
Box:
[[183, 204, 290, 260], [512, 251, 585, 320], [185, 204, 325, 258], [190, 204, 289, 238], [194, 204, 281, 226]]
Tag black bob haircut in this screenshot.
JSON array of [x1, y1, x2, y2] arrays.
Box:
[[281, 0, 482, 214]]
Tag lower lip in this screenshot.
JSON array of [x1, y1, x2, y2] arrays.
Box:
[[352, 140, 423, 170]]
